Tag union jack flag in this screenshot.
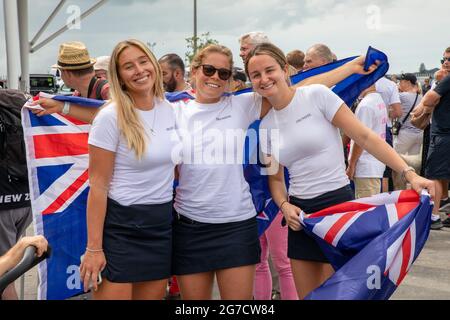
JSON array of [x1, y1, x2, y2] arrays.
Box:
[[302, 190, 433, 300], [22, 94, 103, 300]]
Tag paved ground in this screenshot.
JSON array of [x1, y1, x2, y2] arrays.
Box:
[[15, 214, 450, 300], [391, 224, 450, 300]]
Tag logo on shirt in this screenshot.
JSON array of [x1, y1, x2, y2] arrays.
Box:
[[296, 113, 312, 124], [216, 115, 232, 121]]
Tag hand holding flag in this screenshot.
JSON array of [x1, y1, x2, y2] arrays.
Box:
[[280, 202, 303, 231], [298, 190, 433, 300], [29, 95, 66, 117]]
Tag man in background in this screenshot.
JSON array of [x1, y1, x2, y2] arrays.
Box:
[[303, 44, 334, 70], [286, 50, 305, 73], [158, 53, 191, 93], [54, 41, 109, 100], [239, 31, 271, 64]]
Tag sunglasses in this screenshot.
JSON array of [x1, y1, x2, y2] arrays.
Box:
[[200, 64, 232, 81], [441, 57, 450, 64]]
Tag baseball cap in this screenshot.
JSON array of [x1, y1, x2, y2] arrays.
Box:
[[399, 73, 417, 85]]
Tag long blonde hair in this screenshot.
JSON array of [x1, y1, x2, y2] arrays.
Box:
[[108, 39, 164, 159]]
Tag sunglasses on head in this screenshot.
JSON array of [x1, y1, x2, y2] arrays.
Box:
[[200, 64, 232, 81], [441, 57, 450, 64]]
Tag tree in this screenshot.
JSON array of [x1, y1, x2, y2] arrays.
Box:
[[185, 32, 219, 64], [419, 63, 426, 73]]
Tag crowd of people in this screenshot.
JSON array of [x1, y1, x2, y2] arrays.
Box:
[[1, 31, 449, 300]]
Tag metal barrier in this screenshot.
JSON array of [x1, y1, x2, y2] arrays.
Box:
[[0, 245, 51, 299]]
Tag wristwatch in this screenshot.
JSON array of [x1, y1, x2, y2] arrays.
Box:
[[62, 101, 71, 115]]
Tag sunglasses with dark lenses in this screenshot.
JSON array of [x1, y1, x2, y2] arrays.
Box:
[[441, 57, 450, 64], [200, 64, 232, 81]]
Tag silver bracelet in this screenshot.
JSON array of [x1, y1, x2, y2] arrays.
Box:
[[401, 166, 415, 183], [86, 247, 103, 253], [62, 101, 71, 115]]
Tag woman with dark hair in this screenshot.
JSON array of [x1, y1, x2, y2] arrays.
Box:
[[245, 42, 435, 299]]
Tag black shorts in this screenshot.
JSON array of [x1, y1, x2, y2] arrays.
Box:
[[425, 134, 450, 180], [101, 198, 173, 283], [172, 213, 261, 275], [288, 185, 355, 263]]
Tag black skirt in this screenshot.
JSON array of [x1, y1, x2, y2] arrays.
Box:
[[101, 198, 173, 283], [172, 213, 261, 275], [288, 185, 354, 263]]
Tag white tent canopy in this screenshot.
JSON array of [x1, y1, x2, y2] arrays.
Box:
[[2, 0, 107, 91]]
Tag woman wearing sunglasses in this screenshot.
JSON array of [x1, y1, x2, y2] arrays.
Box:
[[170, 45, 267, 300], [244, 42, 436, 300]]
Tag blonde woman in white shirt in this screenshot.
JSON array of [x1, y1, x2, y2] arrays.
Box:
[[64, 40, 180, 300]]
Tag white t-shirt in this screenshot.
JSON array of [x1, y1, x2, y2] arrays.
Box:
[[351, 92, 387, 178], [399, 92, 422, 134], [260, 85, 349, 199], [173, 93, 262, 223], [88, 99, 181, 206], [375, 77, 400, 126]]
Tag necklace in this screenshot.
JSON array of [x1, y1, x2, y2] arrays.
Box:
[[136, 100, 157, 136], [138, 104, 157, 136], [149, 106, 157, 136]]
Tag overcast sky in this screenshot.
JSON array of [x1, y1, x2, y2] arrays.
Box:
[[1, 0, 448, 78]]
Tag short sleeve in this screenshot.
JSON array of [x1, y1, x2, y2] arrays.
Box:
[[88, 105, 119, 152], [232, 92, 263, 124], [434, 75, 450, 97], [355, 103, 375, 130], [309, 85, 345, 122], [389, 84, 401, 105]]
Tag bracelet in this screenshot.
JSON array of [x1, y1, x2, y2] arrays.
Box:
[[62, 101, 71, 115], [279, 200, 289, 211], [86, 247, 103, 253], [401, 166, 416, 183]]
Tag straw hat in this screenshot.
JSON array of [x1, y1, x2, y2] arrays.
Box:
[[54, 41, 96, 70]]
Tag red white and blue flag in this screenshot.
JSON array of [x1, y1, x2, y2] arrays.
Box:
[[301, 190, 432, 300], [22, 94, 103, 300]]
